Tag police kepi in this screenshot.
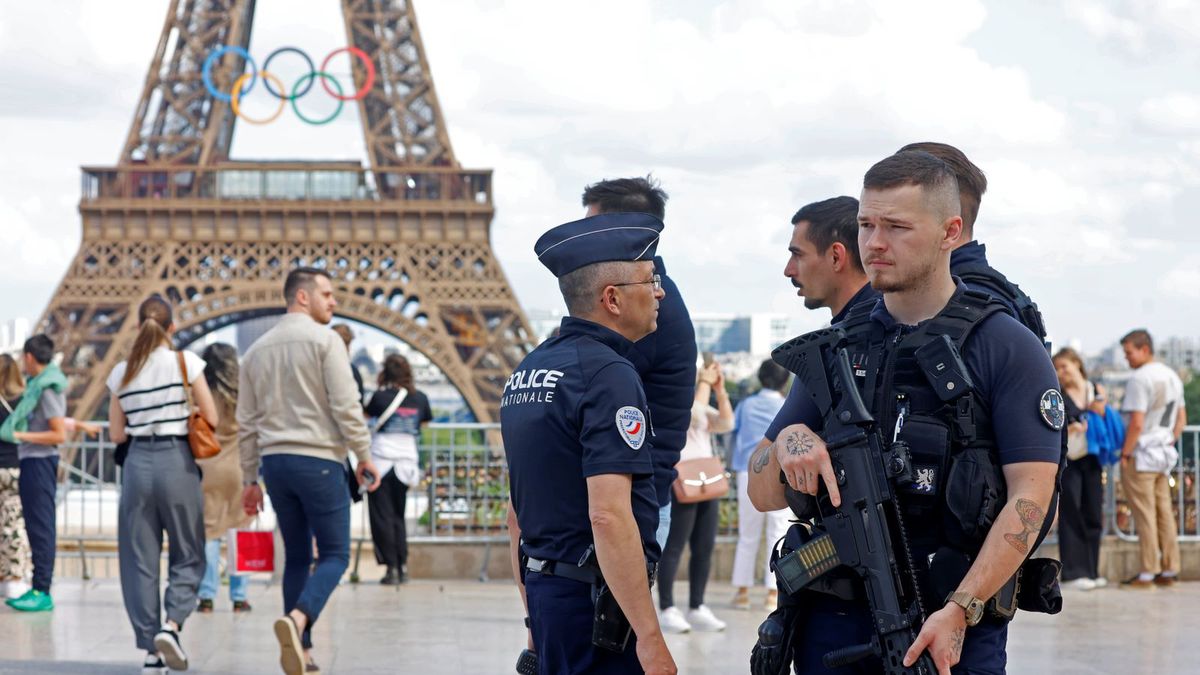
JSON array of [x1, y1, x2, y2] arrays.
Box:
[[503, 212, 678, 675]]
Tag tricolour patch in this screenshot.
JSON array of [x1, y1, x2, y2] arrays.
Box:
[[615, 406, 647, 450], [1039, 389, 1066, 431]]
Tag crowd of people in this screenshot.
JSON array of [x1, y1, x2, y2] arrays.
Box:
[[500, 149, 1191, 675], [0, 149, 1191, 675], [0, 268, 433, 674]]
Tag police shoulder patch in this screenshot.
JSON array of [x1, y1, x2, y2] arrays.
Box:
[[1039, 389, 1065, 431], [615, 406, 646, 450]]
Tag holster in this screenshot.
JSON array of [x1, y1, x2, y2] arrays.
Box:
[[1016, 558, 1062, 615]]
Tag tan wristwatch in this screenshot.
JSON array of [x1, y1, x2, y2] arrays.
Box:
[[946, 590, 985, 626]]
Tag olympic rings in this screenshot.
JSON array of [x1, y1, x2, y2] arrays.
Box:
[[203, 46, 257, 102], [203, 45, 376, 125], [262, 47, 315, 101], [319, 47, 376, 101], [291, 72, 344, 126], [231, 71, 287, 125]]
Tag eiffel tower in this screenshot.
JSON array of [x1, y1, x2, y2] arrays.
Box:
[[38, 0, 534, 423]]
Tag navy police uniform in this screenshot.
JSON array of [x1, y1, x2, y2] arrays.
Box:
[[951, 241, 1047, 343], [764, 283, 1062, 675], [503, 213, 665, 674]]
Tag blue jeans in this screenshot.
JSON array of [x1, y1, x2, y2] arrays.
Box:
[[262, 455, 350, 650], [655, 503, 671, 552], [198, 538, 248, 602]]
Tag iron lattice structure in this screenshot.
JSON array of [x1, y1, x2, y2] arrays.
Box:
[[40, 0, 534, 424]]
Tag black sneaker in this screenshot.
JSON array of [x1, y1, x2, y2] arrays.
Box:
[[153, 625, 189, 671], [233, 600, 253, 613], [399, 564, 409, 584], [305, 657, 321, 673], [196, 598, 213, 613], [143, 652, 166, 673]]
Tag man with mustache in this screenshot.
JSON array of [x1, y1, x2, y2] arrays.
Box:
[[749, 151, 1062, 674]]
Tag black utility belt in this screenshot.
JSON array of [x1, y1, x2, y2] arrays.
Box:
[[130, 434, 188, 443], [525, 556, 657, 586]]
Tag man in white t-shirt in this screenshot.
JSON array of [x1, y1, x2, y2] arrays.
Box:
[[1118, 329, 1187, 589]]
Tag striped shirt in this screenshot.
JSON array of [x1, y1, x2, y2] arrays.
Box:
[[106, 347, 205, 437]]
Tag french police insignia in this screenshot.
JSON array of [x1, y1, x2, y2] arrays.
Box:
[[615, 406, 647, 450], [1039, 389, 1065, 431]]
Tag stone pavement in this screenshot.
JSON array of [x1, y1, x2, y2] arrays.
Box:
[[0, 578, 1193, 674]]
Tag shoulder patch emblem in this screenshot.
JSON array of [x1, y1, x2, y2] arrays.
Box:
[[1039, 389, 1065, 431], [615, 406, 647, 450]]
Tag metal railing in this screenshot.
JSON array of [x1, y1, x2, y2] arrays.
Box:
[[80, 163, 493, 205], [1104, 425, 1200, 542]]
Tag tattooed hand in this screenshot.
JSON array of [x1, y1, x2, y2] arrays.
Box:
[[772, 423, 840, 508], [904, 602, 967, 675], [1003, 498, 1046, 555]]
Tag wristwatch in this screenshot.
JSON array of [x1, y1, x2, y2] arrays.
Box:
[[946, 590, 985, 626]]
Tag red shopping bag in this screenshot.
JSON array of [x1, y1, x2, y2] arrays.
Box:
[[227, 527, 274, 573]]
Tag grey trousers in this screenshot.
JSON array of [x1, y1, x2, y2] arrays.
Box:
[[118, 436, 206, 651]]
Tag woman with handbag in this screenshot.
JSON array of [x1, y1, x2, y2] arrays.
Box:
[[106, 296, 218, 673], [364, 354, 432, 585], [195, 343, 253, 614], [657, 359, 734, 634], [1054, 347, 1110, 591]]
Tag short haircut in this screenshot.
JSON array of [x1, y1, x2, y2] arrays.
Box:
[[791, 196, 863, 273], [284, 267, 331, 305], [863, 151, 960, 221], [581, 175, 669, 220], [899, 142, 988, 230], [23, 334, 54, 365], [757, 359, 790, 392], [558, 261, 626, 316], [1120, 329, 1154, 354]]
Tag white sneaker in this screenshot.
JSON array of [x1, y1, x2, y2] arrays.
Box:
[[1091, 577, 1108, 589], [1062, 578, 1097, 591], [686, 605, 727, 632], [3, 580, 29, 599], [659, 606, 692, 634]]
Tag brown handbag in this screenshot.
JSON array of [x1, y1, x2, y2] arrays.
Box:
[[177, 351, 221, 460], [671, 456, 730, 504]]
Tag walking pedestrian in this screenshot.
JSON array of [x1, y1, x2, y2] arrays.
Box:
[[364, 354, 432, 585], [238, 267, 380, 675], [195, 343, 253, 613], [1, 335, 68, 614], [106, 296, 216, 672]]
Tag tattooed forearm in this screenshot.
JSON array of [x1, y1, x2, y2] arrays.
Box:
[[950, 626, 965, 659], [751, 445, 771, 473], [1003, 497, 1045, 555], [785, 431, 814, 456]]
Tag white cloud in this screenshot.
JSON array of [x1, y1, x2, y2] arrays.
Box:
[[1062, 0, 1200, 59], [1139, 92, 1200, 134], [1159, 256, 1200, 299]]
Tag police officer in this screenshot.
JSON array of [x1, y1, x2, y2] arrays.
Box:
[[898, 142, 1047, 341], [745, 195, 880, 509], [748, 151, 1062, 674], [503, 212, 676, 675]]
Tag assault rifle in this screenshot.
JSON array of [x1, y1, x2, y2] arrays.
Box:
[[768, 328, 936, 675]]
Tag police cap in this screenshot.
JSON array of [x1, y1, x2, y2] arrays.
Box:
[[534, 212, 663, 278]]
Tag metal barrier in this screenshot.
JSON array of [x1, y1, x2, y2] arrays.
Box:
[[1105, 425, 1200, 542]]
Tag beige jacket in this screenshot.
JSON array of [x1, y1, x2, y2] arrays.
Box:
[[237, 312, 370, 479]]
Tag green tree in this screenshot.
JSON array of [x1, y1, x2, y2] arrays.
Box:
[[1185, 372, 1199, 428]]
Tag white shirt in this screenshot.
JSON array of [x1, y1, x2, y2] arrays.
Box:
[[107, 347, 205, 437], [1122, 361, 1184, 473]]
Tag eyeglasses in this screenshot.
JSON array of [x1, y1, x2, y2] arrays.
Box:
[[612, 274, 661, 292]]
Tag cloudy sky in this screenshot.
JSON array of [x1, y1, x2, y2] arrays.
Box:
[[1, 0, 1198, 353]]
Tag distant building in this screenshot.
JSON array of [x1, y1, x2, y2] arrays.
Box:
[[1158, 336, 1199, 373], [692, 313, 790, 356], [0, 317, 30, 355]]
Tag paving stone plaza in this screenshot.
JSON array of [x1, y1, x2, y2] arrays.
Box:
[[0, 577, 1192, 674]]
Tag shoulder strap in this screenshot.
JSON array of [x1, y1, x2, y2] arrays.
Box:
[[0, 396, 12, 415], [924, 289, 1007, 350], [177, 351, 195, 412], [372, 388, 408, 433]]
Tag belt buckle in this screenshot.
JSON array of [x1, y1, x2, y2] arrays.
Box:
[[527, 558, 548, 574]]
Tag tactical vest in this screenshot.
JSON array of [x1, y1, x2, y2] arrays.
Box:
[[953, 262, 1047, 344], [839, 287, 1008, 564]]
